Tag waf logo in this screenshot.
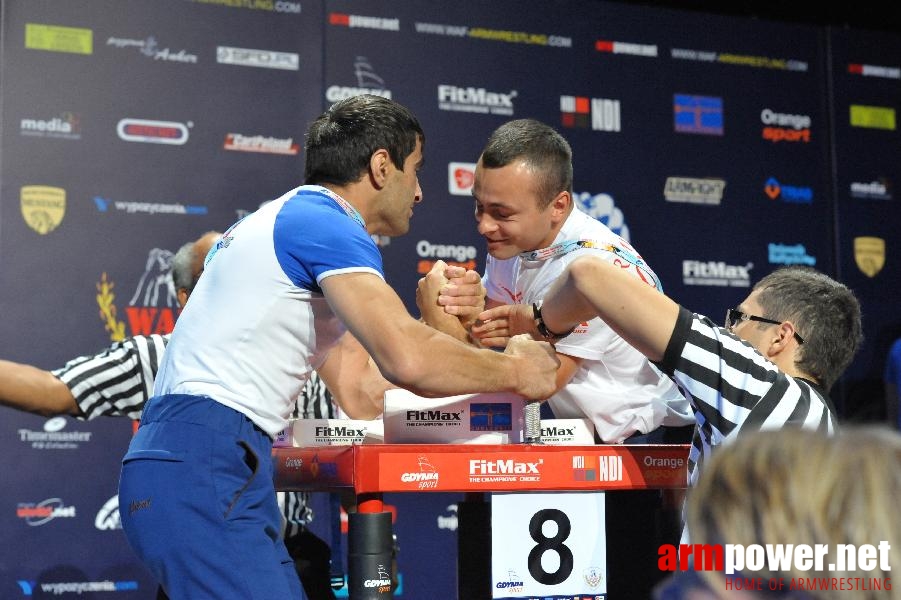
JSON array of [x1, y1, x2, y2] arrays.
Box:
[[97, 246, 181, 341], [117, 118, 190, 145]]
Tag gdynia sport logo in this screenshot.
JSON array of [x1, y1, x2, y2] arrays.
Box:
[[658, 542, 892, 593]]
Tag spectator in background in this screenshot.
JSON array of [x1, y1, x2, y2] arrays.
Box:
[[885, 337, 901, 430], [654, 426, 901, 600]]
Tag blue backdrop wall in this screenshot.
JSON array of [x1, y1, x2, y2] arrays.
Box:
[[1, 1, 899, 598]]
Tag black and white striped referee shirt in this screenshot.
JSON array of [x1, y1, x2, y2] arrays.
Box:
[[655, 307, 838, 489], [51, 333, 337, 532]]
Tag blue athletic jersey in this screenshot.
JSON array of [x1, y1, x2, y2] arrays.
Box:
[[154, 185, 383, 436]]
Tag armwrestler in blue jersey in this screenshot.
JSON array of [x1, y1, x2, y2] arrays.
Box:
[[117, 94, 560, 599]]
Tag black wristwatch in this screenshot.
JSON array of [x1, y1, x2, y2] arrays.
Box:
[[532, 302, 576, 341]]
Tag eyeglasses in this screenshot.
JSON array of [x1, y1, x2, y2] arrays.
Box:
[[725, 308, 804, 345]]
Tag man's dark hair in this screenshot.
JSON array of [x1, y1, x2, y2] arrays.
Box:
[[304, 94, 424, 186], [753, 266, 863, 390], [479, 119, 573, 209]]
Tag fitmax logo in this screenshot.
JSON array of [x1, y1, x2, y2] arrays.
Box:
[[407, 410, 463, 421]]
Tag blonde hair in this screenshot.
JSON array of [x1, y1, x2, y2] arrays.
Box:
[[686, 426, 901, 599]]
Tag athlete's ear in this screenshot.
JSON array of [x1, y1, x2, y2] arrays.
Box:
[[549, 191, 571, 225], [368, 149, 391, 189]]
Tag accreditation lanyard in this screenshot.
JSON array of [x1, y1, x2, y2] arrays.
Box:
[[312, 185, 367, 229], [519, 239, 662, 291]]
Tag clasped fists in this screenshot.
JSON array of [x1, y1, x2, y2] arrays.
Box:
[[436, 264, 486, 330], [504, 334, 559, 400]]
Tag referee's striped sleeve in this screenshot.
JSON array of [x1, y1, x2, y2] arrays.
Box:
[[51, 334, 169, 421]]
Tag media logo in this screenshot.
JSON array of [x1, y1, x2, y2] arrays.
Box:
[[854, 236, 885, 278], [326, 56, 392, 103], [106, 36, 197, 63], [96, 245, 186, 341], [560, 96, 621, 131], [95, 495, 121, 531], [664, 177, 725, 205], [448, 162, 476, 195], [400, 456, 439, 488], [19, 112, 82, 140], [657, 541, 892, 592], [25, 23, 93, 54], [683, 261, 753, 287], [572, 454, 622, 482], [189, 0, 300, 12], [16, 498, 76, 526], [93, 195, 207, 216], [20, 185, 65, 234], [674, 94, 724, 135], [496, 569, 525, 593], [848, 63, 901, 79], [761, 109, 811, 143], [117, 118, 190, 145], [224, 133, 299, 154], [573, 192, 630, 242], [584, 566, 604, 588], [768, 243, 816, 266], [216, 46, 299, 70], [470, 457, 543, 483], [416, 239, 477, 274], [850, 105, 896, 130], [437, 504, 458, 531], [470, 403, 513, 432], [438, 85, 516, 115], [850, 179, 892, 200], [18, 416, 92, 450], [329, 13, 400, 31], [595, 39, 657, 57], [764, 178, 813, 204]]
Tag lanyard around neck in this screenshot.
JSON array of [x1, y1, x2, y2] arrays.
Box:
[[313, 186, 366, 230], [519, 238, 662, 291]]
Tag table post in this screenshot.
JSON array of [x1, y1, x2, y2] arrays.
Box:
[[348, 492, 394, 599]]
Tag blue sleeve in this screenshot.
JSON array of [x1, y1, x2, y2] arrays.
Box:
[[273, 195, 384, 292]]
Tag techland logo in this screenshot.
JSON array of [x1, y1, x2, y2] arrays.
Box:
[[96, 245, 182, 341]]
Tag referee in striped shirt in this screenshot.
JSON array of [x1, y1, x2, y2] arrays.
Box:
[[476, 261, 862, 497], [0, 231, 341, 600]]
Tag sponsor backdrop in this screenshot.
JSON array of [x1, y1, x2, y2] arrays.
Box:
[[0, 0, 898, 597]]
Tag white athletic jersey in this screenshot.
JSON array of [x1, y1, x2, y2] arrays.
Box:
[[483, 207, 693, 443], [154, 185, 383, 437]]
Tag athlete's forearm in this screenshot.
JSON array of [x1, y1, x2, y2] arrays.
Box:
[[0, 359, 80, 416]]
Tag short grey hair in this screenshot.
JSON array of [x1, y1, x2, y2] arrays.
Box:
[[171, 241, 196, 292]]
